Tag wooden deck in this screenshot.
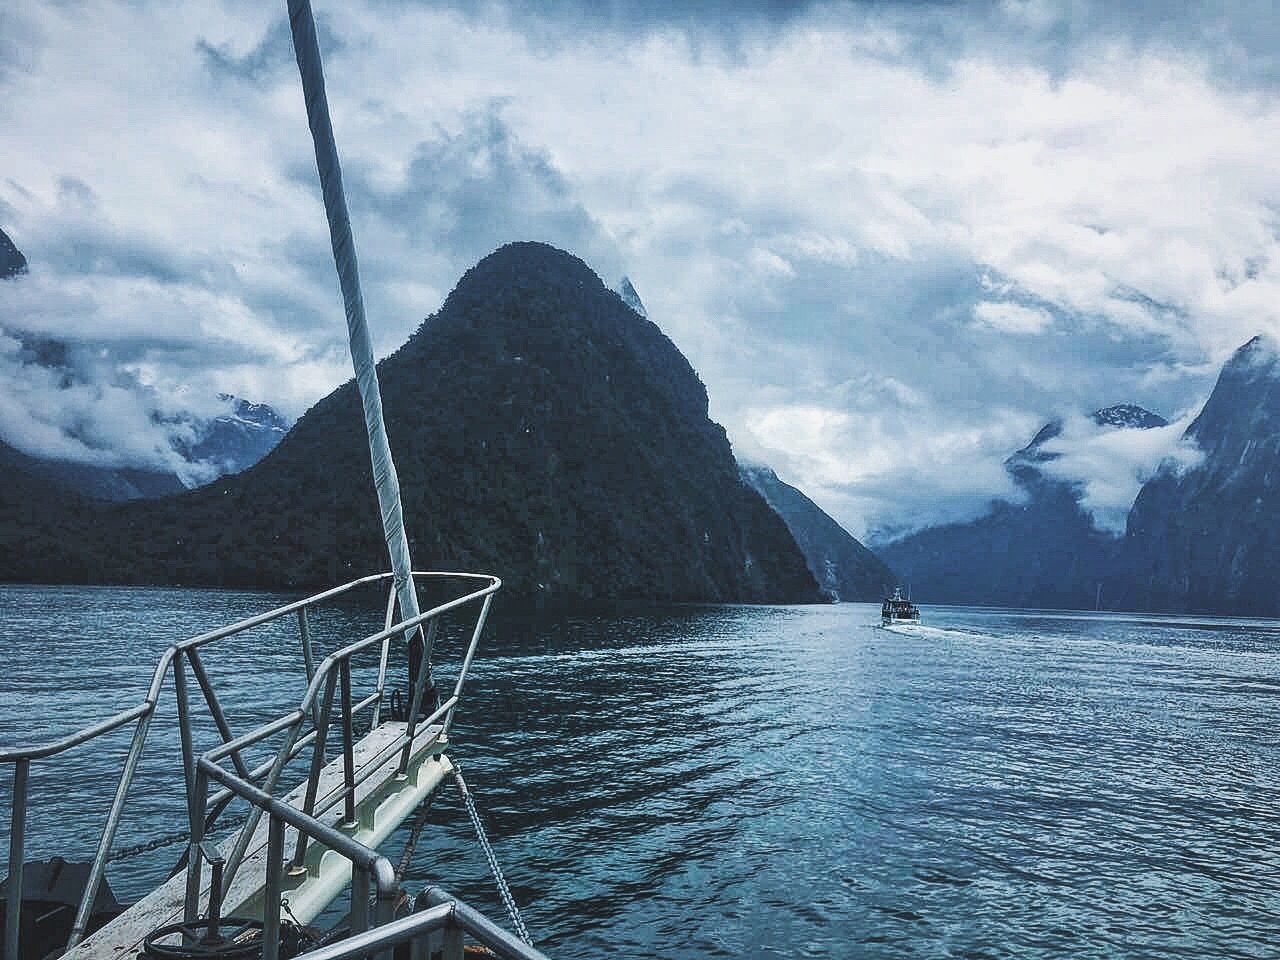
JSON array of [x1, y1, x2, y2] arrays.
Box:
[[66, 721, 452, 960]]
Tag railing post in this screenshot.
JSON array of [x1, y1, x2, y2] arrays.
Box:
[[184, 766, 209, 926], [442, 913, 464, 960], [298, 607, 320, 728], [372, 582, 397, 727], [443, 594, 494, 737], [68, 701, 157, 948], [351, 865, 371, 933], [339, 658, 357, 828], [174, 652, 197, 822], [374, 868, 398, 960], [263, 814, 284, 960], [5, 758, 30, 960], [290, 668, 337, 871]]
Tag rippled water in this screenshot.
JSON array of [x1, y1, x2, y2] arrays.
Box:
[[4, 584, 1280, 958]]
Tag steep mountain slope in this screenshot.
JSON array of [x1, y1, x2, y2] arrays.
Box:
[[0, 441, 186, 500], [0, 227, 26, 279], [1123, 336, 1280, 614], [0, 441, 99, 583], [879, 405, 1167, 608], [6, 242, 821, 605], [741, 464, 895, 601]]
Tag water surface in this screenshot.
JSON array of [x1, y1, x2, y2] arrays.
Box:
[[3, 585, 1279, 958]]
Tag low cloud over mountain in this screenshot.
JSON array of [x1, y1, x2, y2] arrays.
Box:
[[6, 1, 1280, 538]]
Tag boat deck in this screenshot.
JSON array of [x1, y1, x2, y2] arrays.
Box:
[[65, 721, 451, 960]]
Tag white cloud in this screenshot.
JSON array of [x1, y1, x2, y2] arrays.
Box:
[[742, 399, 1034, 538], [972, 300, 1054, 334], [1038, 411, 1206, 533], [2, 0, 1277, 532]]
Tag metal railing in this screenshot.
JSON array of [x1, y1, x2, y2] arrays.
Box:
[[1, 570, 501, 960], [289, 885, 552, 960]]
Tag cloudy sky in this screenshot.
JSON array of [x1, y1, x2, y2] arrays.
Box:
[[3, 0, 1280, 538]]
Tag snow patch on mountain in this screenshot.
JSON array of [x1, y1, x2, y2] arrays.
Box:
[[615, 276, 647, 318], [1091, 403, 1168, 430]]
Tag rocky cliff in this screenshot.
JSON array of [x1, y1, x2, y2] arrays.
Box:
[[1122, 336, 1280, 614], [741, 463, 895, 601]]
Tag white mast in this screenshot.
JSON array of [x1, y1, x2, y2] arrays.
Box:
[[287, 0, 424, 650]]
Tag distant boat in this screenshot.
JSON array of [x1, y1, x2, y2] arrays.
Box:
[[882, 587, 921, 626]]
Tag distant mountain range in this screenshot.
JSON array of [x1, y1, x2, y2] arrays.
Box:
[[741, 464, 894, 601], [882, 344, 1280, 616], [0, 396, 289, 501], [0, 242, 825, 606], [0, 228, 289, 499], [176, 396, 291, 482], [879, 404, 1167, 609]]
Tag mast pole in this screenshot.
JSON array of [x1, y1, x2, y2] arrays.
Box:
[[286, 0, 425, 661]]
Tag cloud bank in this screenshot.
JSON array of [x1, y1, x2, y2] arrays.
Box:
[[3, 0, 1279, 533], [1037, 411, 1205, 534]]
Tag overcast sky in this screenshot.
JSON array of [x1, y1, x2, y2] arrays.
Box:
[[3, 0, 1280, 538]]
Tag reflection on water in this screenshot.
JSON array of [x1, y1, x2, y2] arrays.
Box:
[[3, 585, 1280, 958]]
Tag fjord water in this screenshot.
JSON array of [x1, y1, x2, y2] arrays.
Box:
[[3, 586, 1280, 958]]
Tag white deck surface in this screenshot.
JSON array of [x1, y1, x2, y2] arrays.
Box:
[[66, 721, 451, 960]]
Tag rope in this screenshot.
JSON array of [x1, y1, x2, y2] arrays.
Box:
[[451, 764, 532, 947]]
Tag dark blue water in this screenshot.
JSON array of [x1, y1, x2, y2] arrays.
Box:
[[4, 584, 1280, 958]]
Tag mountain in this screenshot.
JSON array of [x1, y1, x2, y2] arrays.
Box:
[[0, 395, 290, 502], [1123, 336, 1280, 614], [0, 440, 186, 501], [177, 396, 291, 479], [615, 276, 647, 318], [879, 404, 1167, 608], [0, 443, 98, 584], [3, 242, 822, 606], [0, 227, 26, 279], [741, 463, 895, 601], [1092, 403, 1168, 430], [0, 230, 288, 497]]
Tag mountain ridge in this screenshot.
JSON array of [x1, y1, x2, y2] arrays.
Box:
[[1, 242, 823, 607], [1121, 335, 1280, 613], [879, 403, 1168, 608], [740, 463, 896, 601]]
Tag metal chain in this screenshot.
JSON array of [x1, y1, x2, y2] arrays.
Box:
[[451, 764, 532, 947], [395, 792, 437, 882], [104, 813, 250, 864]]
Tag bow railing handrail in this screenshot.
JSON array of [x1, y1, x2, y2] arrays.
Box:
[[289, 885, 553, 960], [1, 570, 501, 960], [0, 571, 497, 763]]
